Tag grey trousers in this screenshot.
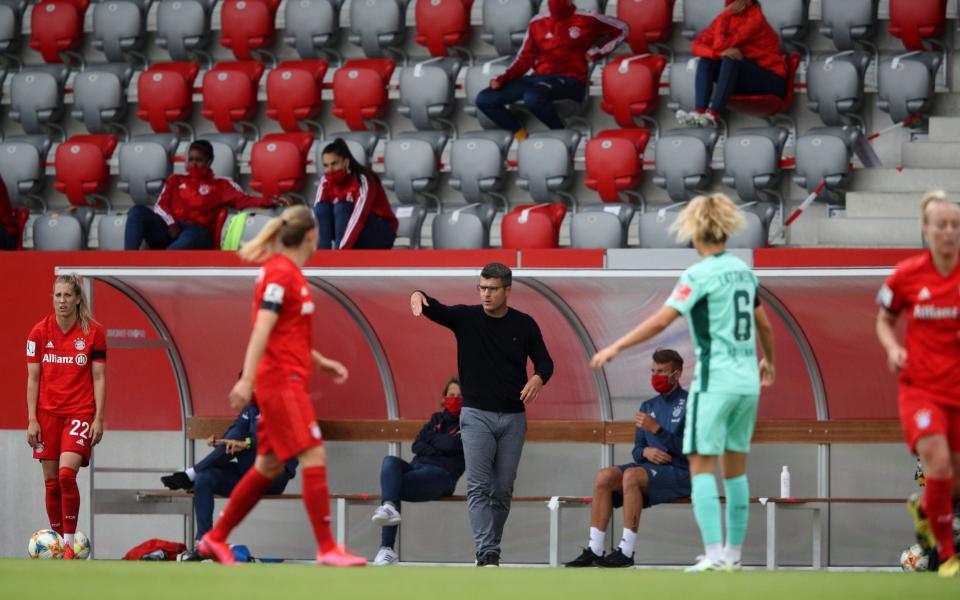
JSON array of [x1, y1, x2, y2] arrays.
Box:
[[459, 406, 528, 558]]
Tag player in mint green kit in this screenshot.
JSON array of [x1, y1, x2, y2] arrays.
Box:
[[591, 193, 776, 572]]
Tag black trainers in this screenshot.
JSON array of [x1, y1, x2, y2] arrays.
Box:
[[564, 547, 603, 567], [177, 548, 203, 562], [161, 471, 193, 491], [477, 552, 499, 567], [598, 548, 634, 568]]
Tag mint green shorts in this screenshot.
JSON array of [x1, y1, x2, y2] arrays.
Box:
[[682, 392, 759, 456]]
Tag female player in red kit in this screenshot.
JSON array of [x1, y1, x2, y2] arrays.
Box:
[[198, 204, 366, 566], [26, 274, 107, 559], [876, 191, 960, 577]]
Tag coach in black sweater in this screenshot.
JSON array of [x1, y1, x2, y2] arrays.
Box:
[[410, 262, 553, 566]]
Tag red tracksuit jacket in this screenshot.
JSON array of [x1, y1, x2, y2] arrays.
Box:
[[314, 172, 398, 250], [691, 2, 785, 78], [153, 171, 273, 240]]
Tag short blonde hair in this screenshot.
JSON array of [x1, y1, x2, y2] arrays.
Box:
[[920, 190, 958, 225], [671, 193, 745, 244], [238, 205, 316, 263]]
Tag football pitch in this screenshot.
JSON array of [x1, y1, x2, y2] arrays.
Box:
[[1, 561, 956, 600]]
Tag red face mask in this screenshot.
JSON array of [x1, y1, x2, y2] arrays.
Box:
[[443, 396, 463, 417], [187, 165, 211, 179], [651, 373, 676, 394], [548, 0, 575, 20], [326, 168, 351, 185]]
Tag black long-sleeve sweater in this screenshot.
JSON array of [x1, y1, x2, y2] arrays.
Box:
[[419, 293, 554, 413]]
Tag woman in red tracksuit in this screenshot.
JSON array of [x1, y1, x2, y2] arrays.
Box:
[[198, 204, 366, 566], [313, 138, 398, 250], [124, 140, 281, 250], [0, 175, 19, 250], [680, 0, 786, 128], [475, 0, 627, 140]]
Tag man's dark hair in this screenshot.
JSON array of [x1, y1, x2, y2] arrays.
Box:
[[480, 262, 512, 287], [652, 348, 683, 371], [189, 140, 215, 163]]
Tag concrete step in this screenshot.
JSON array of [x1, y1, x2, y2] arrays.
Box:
[[901, 141, 960, 169], [850, 169, 960, 193], [817, 217, 922, 247], [929, 117, 960, 143], [845, 192, 960, 218]]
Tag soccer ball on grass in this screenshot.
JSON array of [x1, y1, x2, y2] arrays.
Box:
[[28, 529, 64, 560]]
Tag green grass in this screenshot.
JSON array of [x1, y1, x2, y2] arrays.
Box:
[[1, 560, 956, 600]]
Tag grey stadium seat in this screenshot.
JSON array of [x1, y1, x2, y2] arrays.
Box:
[[449, 129, 513, 204], [321, 131, 380, 167], [393, 204, 427, 248], [637, 204, 689, 249], [726, 209, 767, 249], [668, 57, 699, 114], [793, 126, 860, 198], [465, 60, 510, 129], [432, 203, 498, 249], [0, 0, 26, 54], [681, 0, 725, 40], [762, 0, 810, 46], [349, 0, 408, 58], [806, 50, 871, 126], [118, 134, 179, 205], [383, 131, 448, 205], [517, 130, 581, 205], [96, 212, 128, 250], [398, 58, 462, 131], [9, 65, 69, 135], [653, 128, 719, 202], [722, 126, 789, 203], [536, 0, 603, 16], [0, 136, 52, 206], [284, 0, 342, 60], [220, 208, 280, 248], [571, 203, 635, 249], [200, 133, 245, 179], [877, 53, 942, 124], [71, 63, 133, 134], [819, 0, 879, 51], [92, 0, 147, 62], [33, 212, 86, 250], [156, 0, 212, 61], [481, 0, 538, 57]]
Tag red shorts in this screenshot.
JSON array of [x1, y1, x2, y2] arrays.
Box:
[[255, 384, 323, 462], [33, 410, 95, 467], [898, 387, 960, 452]]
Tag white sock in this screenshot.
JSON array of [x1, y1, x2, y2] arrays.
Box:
[[705, 543, 723, 562], [724, 544, 742, 564], [588, 527, 605, 556], [64, 533, 74, 546], [185, 468, 196, 482], [618, 529, 637, 557]]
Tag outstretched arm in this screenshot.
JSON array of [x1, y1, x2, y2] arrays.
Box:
[[590, 305, 680, 368]]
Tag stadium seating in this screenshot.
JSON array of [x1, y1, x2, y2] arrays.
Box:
[[202, 133, 246, 179], [319, 131, 380, 167], [888, 0, 947, 51], [762, 0, 810, 48], [464, 59, 510, 129], [33, 211, 86, 250], [0, 136, 52, 206], [91, 0, 147, 63], [431, 202, 497, 249], [877, 52, 942, 123], [332, 58, 396, 131], [398, 57, 462, 131], [117, 135, 178, 205], [653, 128, 719, 202], [617, 0, 675, 54], [680, 0, 724, 40], [600, 54, 668, 129], [794, 127, 860, 200], [415, 0, 474, 58], [9, 65, 69, 135], [349, 0, 408, 58], [481, 0, 538, 56], [266, 60, 329, 133], [249, 132, 315, 198], [219, 208, 279, 248], [726, 208, 768, 249], [393, 204, 427, 248], [637, 204, 687, 248], [283, 0, 342, 61], [155, 0, 212, 61], [728, 52, 801, 118], [449, 129, 512, 205], [667, 57, 699, 114], [722, 126, 789, 204], [96, 212, 128, 249], [29, 0, 88, 64], [71, 63, 133, 134], [570, 203, 636, 249], [136, 62, 200, 134], [805, 51, 872, 126], [219, 0, 281, 61], [382, 131, 448, 207], [201, 61, 265, 133], [0, 0, 26, 55], [501, 203, 567, 249], [819, 0, 879, 51], [53, 134, 119, 208], [584, 128, 650, 204], [517, 130, 581, 206]]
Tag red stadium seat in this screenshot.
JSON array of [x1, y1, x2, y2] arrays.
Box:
[[266, 59, 329, 132], [888, 0, 947, 51], [617, 0, 675, 54], [13, 207, 29, 250], [219, 0, 281, 60], [501, 203, 567, 249], [415, 0, 474, 57], [249, 132, 315, 197], [136, 62, 200, 133], [600, 54, 668, 128], [29, 0, 89, 63], [201, 61, 265, 133], [585, 128, 650, 203], [332, 58, 396, 131], [728, 52, 801, 118], [53, 134, 118, 207]]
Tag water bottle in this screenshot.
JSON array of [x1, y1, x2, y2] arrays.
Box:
[[780, 465, 791, 498]]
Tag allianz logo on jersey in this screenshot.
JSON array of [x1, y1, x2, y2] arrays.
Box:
[[913, 305, 958, 320], [42, 353, 88, 366]]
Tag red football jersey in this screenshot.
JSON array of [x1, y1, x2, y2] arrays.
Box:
[[878, 252, 960, 406], [26, 315, 107, 415], [253, 254, 314, 388]]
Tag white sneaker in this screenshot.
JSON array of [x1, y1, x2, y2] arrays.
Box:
[[675, 109, 695, 126], [685, 555, 724, 573], [371, 503, 401, 526], [373, 546, 398, 566], [723, 560, 742, 572]]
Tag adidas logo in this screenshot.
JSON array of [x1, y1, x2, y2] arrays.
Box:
[[76, 438, 84, 446], [46, 341, 54, 349], [918, 287, 932, 301]]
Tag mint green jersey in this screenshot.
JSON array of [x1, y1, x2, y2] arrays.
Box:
[[665, 252, 760, 395]]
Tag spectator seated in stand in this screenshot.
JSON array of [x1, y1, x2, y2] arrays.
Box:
[[474, 0, 627, 141], [124, 140, 288, 250], [679, 0, 786, 128], [313, 138, 398, 250], [0, 175, 18, 250], [565, 349, 691, 568], [370, 378, 465, 566]]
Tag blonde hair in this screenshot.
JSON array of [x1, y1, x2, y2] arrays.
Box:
[[238, 205, 316, 263], [671, 193, 745, 245], [54, 273, 94, 334], [920, 190, 958, 225]]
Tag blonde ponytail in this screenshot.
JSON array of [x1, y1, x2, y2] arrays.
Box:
[[671, 193, 746, 245], [54, 273, 94, 334], [238, 205, 316, 263]]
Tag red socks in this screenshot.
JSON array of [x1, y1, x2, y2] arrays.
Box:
[[923, 476, 957, 561], [208, 468, 272, 542], [44, 478, 63, 536], [302, 466, 336, 553], [58, 468, 80, 536]]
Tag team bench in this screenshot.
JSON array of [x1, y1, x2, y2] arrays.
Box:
[[109, 417, 905, 569]]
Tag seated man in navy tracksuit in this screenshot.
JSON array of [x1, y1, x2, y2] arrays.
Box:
[[160, 404, 298, 553], [566, 348, 691, 567]]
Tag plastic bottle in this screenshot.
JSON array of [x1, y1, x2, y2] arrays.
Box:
[[780, 465, 791, 498]]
